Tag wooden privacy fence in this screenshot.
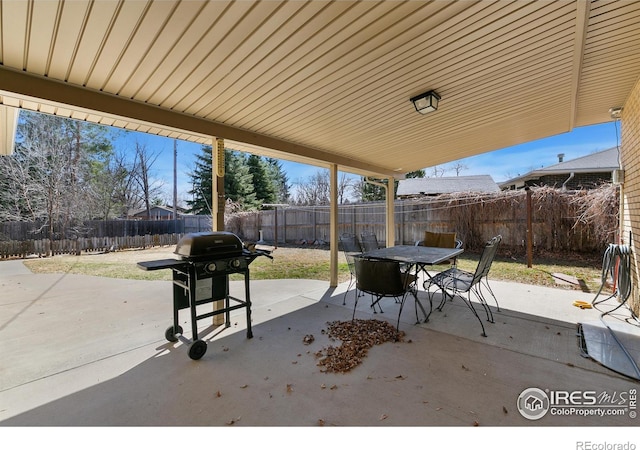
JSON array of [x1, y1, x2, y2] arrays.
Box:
[[0, 216, 214, 258], [0, 216, 213, 242], [0, 234, 181, 259], [226, 186, 619, 254], [0, 186, 618, 258]]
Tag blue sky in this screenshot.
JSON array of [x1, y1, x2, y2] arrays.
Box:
[[446, 121, 620, 182], [113, 121, 621, 205]]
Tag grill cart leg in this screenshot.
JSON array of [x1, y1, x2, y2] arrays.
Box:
[[245, 269, 253, 339], [187, 267, 208, 360], [189, 268, 200, 343], [167, 292, 183, 343], [223, 277, 231, 328], [168, 278, 183, 342], [167, 266, 189, 343]]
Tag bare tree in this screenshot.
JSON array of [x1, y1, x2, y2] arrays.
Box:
[[449, 162, 468, 176], [0, 146, 46, 222], [0, 112, 86, 239], [293, 170, 355, 205], [0, 111, 121, 237], [89, 148, 139, 219], [430, 165, 446, 177], [293, 170, 330, 205], [132, 141, 164, 218], [112, 148, 147, 218], [337, 173, 356, 204]]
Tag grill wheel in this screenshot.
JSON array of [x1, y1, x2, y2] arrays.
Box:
[[188, 340, 208, 360], [165, 325, 183, 343]]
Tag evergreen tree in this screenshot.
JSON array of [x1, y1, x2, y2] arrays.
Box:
[[265, 157, 290, 203], [186, 145, 213, 215], [225, 151, 257, 210], [358, 177, 387, 202], [247, 154, 276, 207], [185, 149, 296, 213]]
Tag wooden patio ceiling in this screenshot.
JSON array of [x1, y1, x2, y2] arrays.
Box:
[[1, 0, 639, 177]]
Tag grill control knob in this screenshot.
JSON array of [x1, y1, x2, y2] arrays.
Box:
[[206, 262, 217, 273], [230, 259, 241, 268]]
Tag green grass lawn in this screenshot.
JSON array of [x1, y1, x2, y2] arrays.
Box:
[[21, 245, 604, 293], [454, 254, 603, 292]]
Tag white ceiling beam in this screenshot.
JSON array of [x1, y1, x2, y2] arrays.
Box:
[[569, 0, 591, 130]]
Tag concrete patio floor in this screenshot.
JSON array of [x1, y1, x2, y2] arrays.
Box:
[[1, 258, 639, 443]]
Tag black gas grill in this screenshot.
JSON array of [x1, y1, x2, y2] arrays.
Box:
[[137, 231, 272, 360]]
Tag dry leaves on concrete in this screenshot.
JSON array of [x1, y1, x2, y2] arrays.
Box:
[[315, 319, 405, 373]]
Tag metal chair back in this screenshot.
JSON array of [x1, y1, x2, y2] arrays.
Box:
[[352, 257, 419, 331], [339, 232, 363, 254], [417, 231, 463, 266], [425, 235, 502, 337], [359, 232, 380, 252], [339, 232, 363, 305], [423, 231, 458, 249], [471, 235, 502, 285], [355, 257, 406, 297]]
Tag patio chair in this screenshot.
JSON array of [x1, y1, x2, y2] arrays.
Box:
[[416, 231, 462, 267], [353, 256, 419, 331], [425, 235, 502, 337], [359, 231, 381, 252], [339, 232, 364, 305]]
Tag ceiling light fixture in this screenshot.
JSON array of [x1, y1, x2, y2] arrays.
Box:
[[609, 107, 623, 119], [410, 90, 440, 114]]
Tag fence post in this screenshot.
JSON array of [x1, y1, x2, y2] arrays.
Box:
[[351, 204, 356, 234], [313, 206, 317, 242], [283, 208, 287, 245], [274, 207, 279, 248]]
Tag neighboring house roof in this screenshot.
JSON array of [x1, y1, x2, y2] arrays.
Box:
[[129, 205, 187, 217], [396, 175, 501, 197], [499, 147, 620, 189]]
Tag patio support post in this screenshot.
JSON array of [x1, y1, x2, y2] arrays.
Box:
[[330, 164, 339, 287], [212, 137, 225, 325], [365, 176, 395, 247], [386, 176, 395, 247], [212, 138, 225, 232], [0, 104, 18, 155]]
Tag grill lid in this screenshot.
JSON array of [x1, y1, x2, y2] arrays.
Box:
[[174, 231, 244, 260]]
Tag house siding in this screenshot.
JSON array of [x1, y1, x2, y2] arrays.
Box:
[[531, 172, 612, 190], [620, 76, 640, 315], [130, 206, 185, 220]]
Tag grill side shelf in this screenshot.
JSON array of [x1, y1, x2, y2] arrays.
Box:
[[137, 259, 189, 271]]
